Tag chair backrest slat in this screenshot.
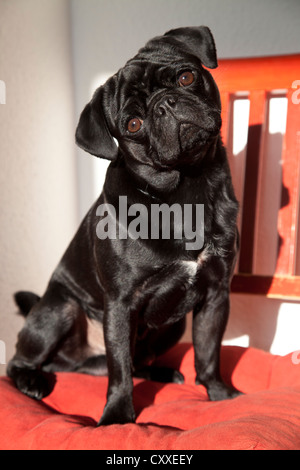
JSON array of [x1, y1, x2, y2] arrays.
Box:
[[210, 55, 300, 299]]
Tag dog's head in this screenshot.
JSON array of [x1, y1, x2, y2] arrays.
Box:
[[76, 26, 221, 191]]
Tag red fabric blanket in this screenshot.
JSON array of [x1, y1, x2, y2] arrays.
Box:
[[1, 345, 300, 450]]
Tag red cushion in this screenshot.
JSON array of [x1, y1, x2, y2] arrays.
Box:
[[1, 345, 300, 450]]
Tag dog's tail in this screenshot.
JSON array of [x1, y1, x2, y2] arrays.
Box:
[[14, 291, 41, 317]]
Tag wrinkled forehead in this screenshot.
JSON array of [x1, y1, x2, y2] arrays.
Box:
[[113, 36, 198, 99], [129, 34, 195, 66]]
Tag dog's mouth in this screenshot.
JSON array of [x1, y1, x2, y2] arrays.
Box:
[[179, 122, 209, 151], [179, 117, 220, 150], [153, 115, 221, 170]]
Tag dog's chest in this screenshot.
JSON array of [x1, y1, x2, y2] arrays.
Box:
[[141, 248, 210, 328]]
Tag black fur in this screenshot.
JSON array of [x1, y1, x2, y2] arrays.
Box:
[[8, 26, 240, 426], [14, 291, 41, 317]]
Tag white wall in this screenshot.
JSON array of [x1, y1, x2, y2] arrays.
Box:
[[0, 0, 77, 375]]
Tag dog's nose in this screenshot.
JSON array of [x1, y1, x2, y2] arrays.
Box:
[[155, 96, 177, 116]]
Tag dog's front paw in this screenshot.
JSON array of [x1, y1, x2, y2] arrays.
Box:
[[8, 364, 55, 400], [97, 396, 136, 426], [206, 381, 242, 401]]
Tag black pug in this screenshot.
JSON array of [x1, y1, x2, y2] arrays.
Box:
[[8, 26, 240, 426]]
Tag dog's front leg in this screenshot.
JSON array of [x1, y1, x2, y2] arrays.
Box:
[[192, 285, 240, 401], [98, 299, 137, 426]]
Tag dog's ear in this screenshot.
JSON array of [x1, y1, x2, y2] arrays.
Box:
[[75, 87, 118, 160], [164, 26, 218, 69]]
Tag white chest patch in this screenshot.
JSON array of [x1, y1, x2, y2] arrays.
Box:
[[180, 247, 210, 283], [181, 260, 198, 278]]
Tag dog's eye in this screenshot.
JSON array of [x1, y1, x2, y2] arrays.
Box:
[[178, 71, 194, 87], [127, 118, 143, 133]]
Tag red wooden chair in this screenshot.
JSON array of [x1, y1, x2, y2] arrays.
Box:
[[211, 55, 300, 300]]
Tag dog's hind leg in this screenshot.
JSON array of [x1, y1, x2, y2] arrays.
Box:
[[75, 355, 108, 375], [7, 282, 80, 399], [133, 317, 186, 383], [134, 365, 184, 383]]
